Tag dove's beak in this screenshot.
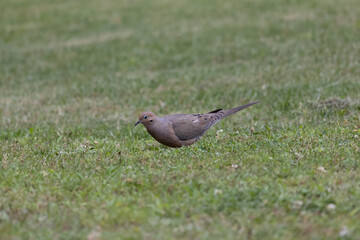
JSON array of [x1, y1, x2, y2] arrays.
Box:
[[134, 121, 140, 126]]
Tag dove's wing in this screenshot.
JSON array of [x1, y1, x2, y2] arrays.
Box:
[[159, 102, 259, 142], [163, 112, 224, 141]]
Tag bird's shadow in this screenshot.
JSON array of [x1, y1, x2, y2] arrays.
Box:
[[143, 142, 173, 151]]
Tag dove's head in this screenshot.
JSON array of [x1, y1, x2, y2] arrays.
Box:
[[134, 112, 157, 127]]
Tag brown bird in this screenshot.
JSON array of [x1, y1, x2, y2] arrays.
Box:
[[134, 102, 259, 147]]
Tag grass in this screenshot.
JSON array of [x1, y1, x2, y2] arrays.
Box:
[[1, 0, 360, 239]]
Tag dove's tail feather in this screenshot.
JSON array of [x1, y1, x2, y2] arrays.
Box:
[[223, 101, 259, 118]]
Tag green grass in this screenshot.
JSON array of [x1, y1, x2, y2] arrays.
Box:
[[1, 0, 360, 239]]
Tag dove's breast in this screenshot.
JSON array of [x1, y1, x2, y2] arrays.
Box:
[[144, 120, 183, 147]]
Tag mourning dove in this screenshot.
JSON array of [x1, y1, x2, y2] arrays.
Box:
[[135, 102, 259, 147]]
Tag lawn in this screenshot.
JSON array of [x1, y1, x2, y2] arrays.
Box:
[[0, 0, 359, 239]]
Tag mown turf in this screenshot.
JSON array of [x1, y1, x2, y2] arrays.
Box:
[[1, 0, 359, 239]]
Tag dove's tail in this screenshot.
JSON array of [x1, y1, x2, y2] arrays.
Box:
[[223, 101, 259, 118]]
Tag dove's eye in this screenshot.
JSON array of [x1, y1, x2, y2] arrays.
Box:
[[144, 115, 148, 119]]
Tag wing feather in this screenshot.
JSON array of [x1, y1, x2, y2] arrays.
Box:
[[164, 113, 223, 141]]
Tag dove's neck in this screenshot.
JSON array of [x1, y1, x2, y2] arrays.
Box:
[[145, 118, 163, 137]]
